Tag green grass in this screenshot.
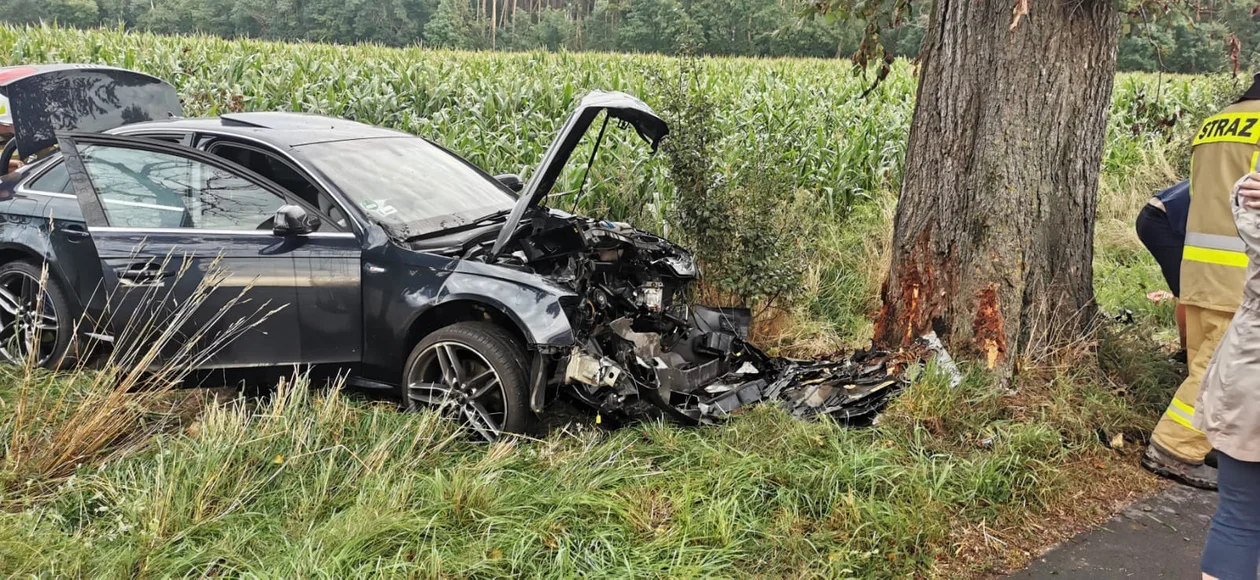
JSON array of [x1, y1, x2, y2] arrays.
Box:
[[0, 363, 1166, 578], [0, 23, 1222, 577]]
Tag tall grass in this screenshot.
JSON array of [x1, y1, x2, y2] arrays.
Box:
[[1, 254, 276, 494], [0, 360, 1167, 577]]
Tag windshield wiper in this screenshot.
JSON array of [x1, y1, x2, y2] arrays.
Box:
[[400, 210, 512, 244], [471, 208, 513, 224]]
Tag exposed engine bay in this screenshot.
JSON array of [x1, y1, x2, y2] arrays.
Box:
[[467, 208, 934, 425]]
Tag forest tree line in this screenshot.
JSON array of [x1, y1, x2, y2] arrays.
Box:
[[1, 0, 1257, 70]]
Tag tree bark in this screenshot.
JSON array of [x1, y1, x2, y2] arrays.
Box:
[[874, 0, 1120, 375]]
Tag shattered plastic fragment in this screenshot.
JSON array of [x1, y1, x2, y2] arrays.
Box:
[[916, 331, 963, 388]]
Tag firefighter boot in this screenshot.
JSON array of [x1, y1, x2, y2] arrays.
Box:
[[1141, 442, 1219, 491]]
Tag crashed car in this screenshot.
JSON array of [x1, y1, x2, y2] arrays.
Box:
[[0, 64, 916, 440]]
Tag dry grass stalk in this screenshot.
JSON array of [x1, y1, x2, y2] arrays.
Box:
[[3, 247, 281, 493]]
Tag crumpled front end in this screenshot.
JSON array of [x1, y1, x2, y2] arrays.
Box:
[[468, 208, 941, 425]]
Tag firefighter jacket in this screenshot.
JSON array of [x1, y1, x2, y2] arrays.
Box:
[[1181, 98, 1260, 312]]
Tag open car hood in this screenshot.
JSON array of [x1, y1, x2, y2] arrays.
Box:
[[488, 90, 668, 259], [0, 64, 182, 158]]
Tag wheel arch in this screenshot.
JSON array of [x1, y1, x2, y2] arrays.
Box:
[[0, 243, 78, 307], [0, 244, 45, 267], [403, 297, 533, 363]]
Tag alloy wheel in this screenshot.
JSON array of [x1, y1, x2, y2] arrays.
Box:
[[405, 341, 509, 441], [0, 269, 59, 366]]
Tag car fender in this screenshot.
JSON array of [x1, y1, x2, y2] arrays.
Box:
[[360, 236, 580, 381], [412, 268, 578, 348], [0, 218, 92, 315]]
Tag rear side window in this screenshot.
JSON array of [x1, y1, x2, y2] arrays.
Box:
[[26, 162, 74, 194], [78, 144, 286, 230]]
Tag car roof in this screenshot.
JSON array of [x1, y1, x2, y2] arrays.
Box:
[[118, 112, 411, 147]]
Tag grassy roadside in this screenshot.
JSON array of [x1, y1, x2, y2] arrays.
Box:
[[0, 359, 1169, 577]]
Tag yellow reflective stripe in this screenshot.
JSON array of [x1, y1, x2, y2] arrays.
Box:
[[1195, 113, 1260, 146], [1164, 400, 1204, 434], [1253, 151, 1259, 172], [1184, 245, 1250, 268], [1165, 408, 1204, 433]]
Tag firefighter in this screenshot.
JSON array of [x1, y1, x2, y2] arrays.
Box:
[[1142, 73, 1260, 490]]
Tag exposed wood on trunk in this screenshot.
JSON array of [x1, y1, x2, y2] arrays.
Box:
[[874, 0, 1120, 376]]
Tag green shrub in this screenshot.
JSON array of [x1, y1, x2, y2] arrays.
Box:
[[656, 56, 810, 308]]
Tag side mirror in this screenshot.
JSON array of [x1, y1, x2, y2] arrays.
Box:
[[273, 204, 320, 236], [495, 173, 524, 193]]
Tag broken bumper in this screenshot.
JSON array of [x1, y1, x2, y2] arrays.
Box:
[[557, 304, 951, 425]]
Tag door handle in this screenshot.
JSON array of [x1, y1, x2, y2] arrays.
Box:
[[115, 262, 169, 287], [63, 223, 90, 242]]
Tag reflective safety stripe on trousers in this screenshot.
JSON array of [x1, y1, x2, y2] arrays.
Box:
[[1164, 397, 1203, 433], [1184, 232, 1250, 268]]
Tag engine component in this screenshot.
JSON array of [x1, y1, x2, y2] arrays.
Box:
[[638, 281, 664, 312], [696, 332, 734, 356], [564, 349, 623, 388]]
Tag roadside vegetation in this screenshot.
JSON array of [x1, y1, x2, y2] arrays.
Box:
[[0, 24, 1246, 576]]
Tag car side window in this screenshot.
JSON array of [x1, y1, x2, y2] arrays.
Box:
[[78, 144, 285, 230], [26, 161, 75, 195]]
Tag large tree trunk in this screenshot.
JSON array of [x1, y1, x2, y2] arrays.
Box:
[[874, 0, 1120, 374]]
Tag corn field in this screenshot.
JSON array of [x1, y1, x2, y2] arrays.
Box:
[[0, 24, 1238, 226]]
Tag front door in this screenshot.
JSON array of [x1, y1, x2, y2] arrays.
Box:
[[59, 133, 306, 368], [197, 138, 363, 364]]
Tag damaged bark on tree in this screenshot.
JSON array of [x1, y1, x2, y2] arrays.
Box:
[[874, 0, 1120, 375]]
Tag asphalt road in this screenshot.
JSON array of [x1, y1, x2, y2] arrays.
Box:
[[1010, 484, 1220, 579]]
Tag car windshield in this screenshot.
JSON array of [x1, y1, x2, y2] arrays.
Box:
[[295, 137, 516, 237]]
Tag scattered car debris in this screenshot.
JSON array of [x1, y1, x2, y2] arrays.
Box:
[[1106, 309, 1136, 324], [468, 210, 941, 426], [918, 331, 963, 389]]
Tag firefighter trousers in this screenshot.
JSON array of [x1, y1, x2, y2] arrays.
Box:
[[1151, 304, 1235, 464]]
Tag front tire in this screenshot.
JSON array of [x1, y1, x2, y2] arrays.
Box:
[[401, 322, 530, 440], [0, 260, 77, 369]]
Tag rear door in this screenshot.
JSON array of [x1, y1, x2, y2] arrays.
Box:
[[58, 132, 305, 368]]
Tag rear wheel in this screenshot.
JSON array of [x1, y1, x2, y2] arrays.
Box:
[[0, 260, 76, 368], [401, 322, 530, 440]]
